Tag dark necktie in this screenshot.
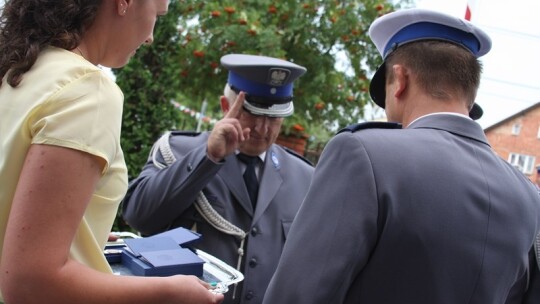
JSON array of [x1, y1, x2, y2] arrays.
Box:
[[237, 153, 260, 208]]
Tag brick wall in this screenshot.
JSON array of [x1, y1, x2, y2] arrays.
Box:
[[485, 104, 540, 184]]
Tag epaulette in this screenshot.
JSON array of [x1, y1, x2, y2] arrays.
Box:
[[338, 121, 402, 134], [169, 130, 202, 137], [280, 145, 314, 167]]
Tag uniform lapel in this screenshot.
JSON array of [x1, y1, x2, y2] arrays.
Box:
[[218, 154, 254, 216], [253, 147, 283, 223]]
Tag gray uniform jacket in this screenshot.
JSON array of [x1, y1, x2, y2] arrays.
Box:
[[263, 115, 540, 304], [122, 131, 314, 304]]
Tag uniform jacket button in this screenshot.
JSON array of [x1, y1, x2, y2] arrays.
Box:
[[245, 290, 254, 300], [248, 257, 257, 268], [187, 163, 193, 172], [251, 226, 259, 236]]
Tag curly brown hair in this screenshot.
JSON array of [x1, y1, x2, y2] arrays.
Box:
[[0, 0, 102, 88]]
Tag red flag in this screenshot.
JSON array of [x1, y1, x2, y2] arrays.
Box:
[[465, 4, 472, 20], [465, 0, 478, 21]]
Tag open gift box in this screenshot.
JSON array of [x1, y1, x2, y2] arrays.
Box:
[[105, 227, 244, 293], [120, 227, 204, 277]]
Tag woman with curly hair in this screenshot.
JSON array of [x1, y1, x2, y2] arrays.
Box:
[[0, 1, 223, 303]]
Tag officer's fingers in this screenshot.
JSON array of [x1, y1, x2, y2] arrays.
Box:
[[225, 118, 247, 142], [209, 119, 245, 149], [218, 110, 247, 141], [212, 121, 238, 143], [225, 91, 245, 119]]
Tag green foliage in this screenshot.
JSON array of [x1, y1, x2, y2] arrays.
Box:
[[112, 1, 189, 231], [175, 0, 408, 142], [114, 1, 190, 180]]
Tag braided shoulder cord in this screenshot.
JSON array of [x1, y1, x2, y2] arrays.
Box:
[[151, 131, 174, 170]]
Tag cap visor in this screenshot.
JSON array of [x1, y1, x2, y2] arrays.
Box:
[[243, 100, 293, 117], [369, 63, 386, 109], [469, 103, 483, 120]]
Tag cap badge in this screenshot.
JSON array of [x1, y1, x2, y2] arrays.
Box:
[[268, 68, 290, 86]]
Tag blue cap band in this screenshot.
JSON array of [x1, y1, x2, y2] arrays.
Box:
[[384, 22, 481, 58], [228, 71, 293, 98]]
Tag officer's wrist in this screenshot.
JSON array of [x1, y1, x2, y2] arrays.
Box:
[[206, 150, 223, 164]]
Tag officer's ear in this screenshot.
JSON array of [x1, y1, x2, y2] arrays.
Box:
[[220, 96, 230, 113], [391, 64, 408, 99]]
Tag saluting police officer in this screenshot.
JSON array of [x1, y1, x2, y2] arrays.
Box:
[[121, 54, 314, 304], [263, 8, 540, 304]]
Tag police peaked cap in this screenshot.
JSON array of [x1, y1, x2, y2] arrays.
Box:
[[368, 8, 492, 120], [221, 54, 307, 117]]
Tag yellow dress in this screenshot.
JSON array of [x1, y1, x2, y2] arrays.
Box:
[[0, 47, 128, 300]]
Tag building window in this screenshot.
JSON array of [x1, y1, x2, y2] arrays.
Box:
[[508, 153, 536, 174], [511, 123, 521, 135]]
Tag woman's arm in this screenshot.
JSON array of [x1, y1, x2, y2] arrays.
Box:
[[0, 144, 222, 304]]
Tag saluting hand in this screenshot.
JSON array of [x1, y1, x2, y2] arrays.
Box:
[[207, 92, 250, 162]]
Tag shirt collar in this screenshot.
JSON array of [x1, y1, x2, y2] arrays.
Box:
[[408, 112, 471, 127], [236, 151, 266, 162]]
